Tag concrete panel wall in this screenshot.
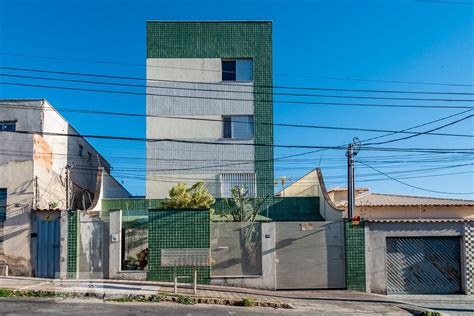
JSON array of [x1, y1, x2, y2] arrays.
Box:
[[366, 222, 466, 294], [210, 222, 276, 290], [147, 58, 221, 82], [275, 221, 345, 289]]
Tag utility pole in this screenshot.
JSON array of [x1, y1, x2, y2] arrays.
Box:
[[65, 164, 72, 211], [346, 138, 360, 219]]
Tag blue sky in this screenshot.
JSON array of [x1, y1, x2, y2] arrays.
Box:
[[0, 0, 473, 198]]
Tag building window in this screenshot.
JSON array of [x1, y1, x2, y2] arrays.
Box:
[[220, 173, 256, 198], [0, 189, 6, 221], [222, 59, 253, 81], [88, 152, 92, 162], [79, 145, 84, 157], [0, 121, 16, 131], [222, 115, 254, 140]]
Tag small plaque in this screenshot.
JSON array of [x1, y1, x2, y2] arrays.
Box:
[[301, 223, 314, 231]]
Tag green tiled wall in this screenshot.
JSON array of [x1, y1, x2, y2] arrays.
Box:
[[344, 220, 366, 291], [269, 197, 322, 221], [103, 196, 322, 223], [147, 21, 274, 199], [148, 208, 210, 283], [67, 211, 79, 278]]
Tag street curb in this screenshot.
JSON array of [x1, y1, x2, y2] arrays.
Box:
[[0, 288, 293, 309]]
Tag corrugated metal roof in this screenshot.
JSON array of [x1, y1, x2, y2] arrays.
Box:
[[356, 193, 474, 207]]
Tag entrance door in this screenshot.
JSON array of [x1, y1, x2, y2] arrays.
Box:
[[386, 237, 462, 294], [36, 218, 60, 278]]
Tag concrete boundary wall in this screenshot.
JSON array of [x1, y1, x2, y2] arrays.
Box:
[[366, 221, 471, 295]]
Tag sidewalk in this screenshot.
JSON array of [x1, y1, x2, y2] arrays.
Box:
[[0, 276, 427, 315]]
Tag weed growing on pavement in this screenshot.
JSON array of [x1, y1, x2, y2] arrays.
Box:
[[176, 295, 195, 305], [242, 298, 256, 307], [106, 294, 163, 303], [0, 289, 14, 297], [422, 312, 442, 316]]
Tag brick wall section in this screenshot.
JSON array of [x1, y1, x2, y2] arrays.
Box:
[[67, 211, 79, 278], [148, 209, 210, 283], [344, 220, 366, 291], [465, 222, 474, 295], [146, 21, 274, 199]]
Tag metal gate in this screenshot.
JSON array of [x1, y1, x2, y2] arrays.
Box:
[[386, 237, 462, 294], [36, 218, 60, 278], [275, 221, 345, 289]]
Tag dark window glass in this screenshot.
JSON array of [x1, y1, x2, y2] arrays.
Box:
[[222, 60, 236, 81], [0, 188, 6, 221], [79, 145, 84, 157], [223, 116, 232, 138]]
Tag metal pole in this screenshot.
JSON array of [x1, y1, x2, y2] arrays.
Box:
[[65, 165, 69, 211], [347, 144, 354, 219], [193, 267, 197, 294]]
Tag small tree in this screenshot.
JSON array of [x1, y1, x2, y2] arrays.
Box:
[[159, 182, 215, 211]]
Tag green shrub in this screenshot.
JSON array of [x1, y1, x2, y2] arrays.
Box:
[[242, 297, 256, 307], [177, 295, 195, 305], [0, 289, 14, 297]]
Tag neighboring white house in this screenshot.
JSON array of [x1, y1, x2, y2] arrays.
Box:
[[0, 99, 130, 277]]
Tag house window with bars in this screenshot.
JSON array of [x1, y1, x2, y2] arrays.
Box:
[[220, 173, 256, 198]]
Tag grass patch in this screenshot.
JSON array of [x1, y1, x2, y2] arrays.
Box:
[[422, 312, 443, 316], [176, 295, 195, 305], [242, 297, 256, 307], [106, 294, 162, 303], [0, 289, 14, 297]]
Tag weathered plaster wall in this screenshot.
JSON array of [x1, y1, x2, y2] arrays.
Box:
[[358, 205, 474, 220], [0, 160, 34, 276]]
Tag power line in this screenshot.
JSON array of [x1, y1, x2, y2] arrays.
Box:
[[2, 66, 474, 96], [3, 72, 474, 103], [364, 114, 474, 145], [361, 108, 474, 143], [2, 130, 473, 154], [1, 53, 473, 87], [2, 103, 473, 138], [2, 81, 474, 110], [358, 161, 474, 195]]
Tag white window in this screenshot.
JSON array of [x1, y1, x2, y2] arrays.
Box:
[[220, 173, 256, 198], [223, 115, 254, 140], [222, 59, 253, 81]]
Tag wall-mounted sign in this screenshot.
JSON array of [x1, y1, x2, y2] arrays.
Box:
[[301, 223, 314, 231]]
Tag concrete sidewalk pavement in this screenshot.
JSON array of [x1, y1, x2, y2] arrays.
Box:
[[0, 276, 427, 315]]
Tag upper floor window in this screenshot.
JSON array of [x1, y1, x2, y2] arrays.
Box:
[[223, 115, 254, 140], [0, 121, 16, 131], [79, 145, 84, 157], [0, 188, 6, 221], [222, 59, 253, 81]]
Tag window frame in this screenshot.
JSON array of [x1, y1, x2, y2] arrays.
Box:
[[221, 59, 253, 82], [222, 115, 254, 140]]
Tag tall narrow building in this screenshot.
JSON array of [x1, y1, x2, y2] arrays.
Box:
[[146, 21, 273, 199]]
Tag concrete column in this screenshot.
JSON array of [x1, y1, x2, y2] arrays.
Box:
[[261, 222, 276, 290], [59, 210, 68, 279], [108, 209, 122, 279], [465, 222, 473, 295]]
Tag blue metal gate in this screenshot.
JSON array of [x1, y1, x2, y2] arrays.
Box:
[[386, 237, 461, 294], [37, 219, 60, 278]]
